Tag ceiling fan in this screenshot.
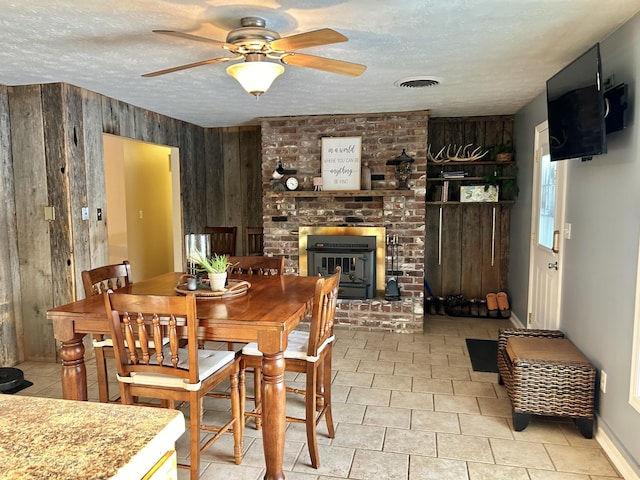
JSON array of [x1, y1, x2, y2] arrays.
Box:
[[142, 16, 367, 97]]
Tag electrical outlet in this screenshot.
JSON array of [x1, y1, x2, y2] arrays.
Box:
[[564, 223, 572, 239], [81, 207, 89, 221], [600, 370, 607, 393]]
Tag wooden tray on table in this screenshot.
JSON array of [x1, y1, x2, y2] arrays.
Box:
[[174, 275, 251, 299]]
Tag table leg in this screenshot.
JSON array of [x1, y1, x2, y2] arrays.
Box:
[[261, 351, 286, 480], [59, 333, 88, 401]]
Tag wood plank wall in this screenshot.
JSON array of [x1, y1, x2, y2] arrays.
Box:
[[0, 82, 261, 363], [426, 115, 514, 300]]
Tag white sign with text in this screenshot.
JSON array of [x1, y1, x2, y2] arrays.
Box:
[[321, 137, 362, 191]]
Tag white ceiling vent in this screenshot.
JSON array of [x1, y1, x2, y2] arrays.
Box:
[[394, 76, 442, 89]]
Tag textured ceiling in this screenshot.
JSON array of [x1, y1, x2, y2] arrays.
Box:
[[1, 0, 639, 127]]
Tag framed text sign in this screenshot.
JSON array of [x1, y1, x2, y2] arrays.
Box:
[[321, 137, 362, 190]]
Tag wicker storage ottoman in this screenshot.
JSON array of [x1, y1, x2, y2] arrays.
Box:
[[497, 328, 596, 438]]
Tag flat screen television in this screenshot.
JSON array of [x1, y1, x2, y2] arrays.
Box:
[[546, 43, 606, 161]]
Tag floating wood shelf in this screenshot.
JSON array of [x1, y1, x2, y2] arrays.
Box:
[[267, 189, 415, 198]]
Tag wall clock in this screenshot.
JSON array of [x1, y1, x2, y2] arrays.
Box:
[[285, 176, 299, 191]]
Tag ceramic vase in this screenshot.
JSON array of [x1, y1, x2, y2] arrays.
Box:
[[208, 272, 227, 291]]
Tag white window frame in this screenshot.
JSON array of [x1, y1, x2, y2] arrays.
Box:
[[629, 235, 640, 413]]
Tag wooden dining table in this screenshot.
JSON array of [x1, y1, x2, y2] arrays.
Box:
[[47, 271, 320, 480]]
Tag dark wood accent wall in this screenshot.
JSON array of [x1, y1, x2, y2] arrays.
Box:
[[0, 82, 261, 363]]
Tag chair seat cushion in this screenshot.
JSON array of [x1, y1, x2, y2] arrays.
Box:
[[242, 330, 334, 362], [117, 348, 235, 391], [506, 337, 590, 364], [93, 336, 169, 349]]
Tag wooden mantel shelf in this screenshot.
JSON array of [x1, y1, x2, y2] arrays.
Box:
[[267, 189, 415, 198]]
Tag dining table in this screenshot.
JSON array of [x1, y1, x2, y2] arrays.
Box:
[[47, 271, 320, 480]]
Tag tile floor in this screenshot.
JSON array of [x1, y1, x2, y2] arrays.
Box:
[[13, 315, 622, 480]]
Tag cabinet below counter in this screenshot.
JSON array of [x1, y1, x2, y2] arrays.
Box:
[[0, 395, 185, 480]]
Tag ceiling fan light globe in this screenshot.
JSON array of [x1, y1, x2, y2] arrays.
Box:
[[226, 62, 285, 97]]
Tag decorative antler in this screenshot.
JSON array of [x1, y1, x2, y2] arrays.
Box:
[[427, 144, 488, 163]]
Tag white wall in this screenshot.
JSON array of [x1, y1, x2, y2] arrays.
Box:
[[512, 11, 640, 475]]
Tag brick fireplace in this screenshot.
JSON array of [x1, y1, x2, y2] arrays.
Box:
[[261, 111, 428, 333]]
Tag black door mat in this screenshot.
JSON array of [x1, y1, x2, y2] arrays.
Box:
[[1, 380, 33, 394], [466, 338, 499, 373]]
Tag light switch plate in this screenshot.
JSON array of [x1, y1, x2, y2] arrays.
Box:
[[81, 207, 89, 221]]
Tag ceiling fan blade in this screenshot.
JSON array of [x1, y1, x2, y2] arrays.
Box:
[[152, 30, 236, 50], [142, 57, 236, 77], [281, 53, 366, 77], [270, 28, 347, 51]]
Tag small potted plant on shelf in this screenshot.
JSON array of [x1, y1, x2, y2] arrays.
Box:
[[491, 142, 514, 163], [187, 249, 231, 291], [483, 164, 519, 200]]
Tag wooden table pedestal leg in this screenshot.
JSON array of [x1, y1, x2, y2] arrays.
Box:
[[59, 334, 88, 401], [261, 351, 286, 480]]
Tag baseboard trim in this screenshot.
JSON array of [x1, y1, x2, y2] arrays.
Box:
[[509, 312, 525, 329], [596, 422, 640, 480]]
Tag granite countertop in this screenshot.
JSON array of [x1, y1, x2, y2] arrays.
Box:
[[0, 395, 185, 480]]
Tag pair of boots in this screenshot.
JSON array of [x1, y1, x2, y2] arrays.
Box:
[[486, 292, 510, 318]]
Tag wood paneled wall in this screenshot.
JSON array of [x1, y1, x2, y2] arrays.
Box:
[[0, 82, 261, 363]]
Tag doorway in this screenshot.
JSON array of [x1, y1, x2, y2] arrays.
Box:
[[103, 135, 183, 281], [527, 121, 567, 330]]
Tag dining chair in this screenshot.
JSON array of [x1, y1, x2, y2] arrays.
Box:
[[245, 226, 264, 256], [204, 226, 237, 256], [81, 260, 133, 403], [104, 291, 244, 480], [228, 255, 284, 276], [241, 266, 340, 468]]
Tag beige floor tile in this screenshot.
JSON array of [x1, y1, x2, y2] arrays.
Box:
[[511, 420, 570, 444], [390, 390, 434, 411], [409, 456, 469, 480], [459, 413, 514, 439], [430, 344, 466, 355], [468, 461, 530, 480], [490, 437, 554, 469], [332, 370, 373, 387], [349, 449, 409, 480], [397, 342, 431, 353], [413, 333, 446, 345], [448, 353, 473, 368], [330, 402, 366, 424], [332, 422, 386, 449], [411, 410, 460, 434], [412, 352, 449, 365], [434, 394, 480, 414], [477, 397, 512, 417], [329, 384, 351, 404], [344, 347, 379, 360], [437, 432, 494, 463], [364, 339, 399, 351], [292, 444, 355, 477], [412, 377, 453, 394], [346, 386, 391, 406], [394, 362, 433, 377], [384, 427, 436, 456], [331, 357, 360, 372], [372, 373, 412, 391], [196, 462, 264, 480], [545, 444, 619, 476], [356, 360, 395, 374], [285, 422, 333, 446], [527, 470, 591, 480], [452, 380, 497, 398], [379, 349, 414, 363], [363, 405, 411, 429], [240, 437, 304, 471], [431, 364, 472, 381]]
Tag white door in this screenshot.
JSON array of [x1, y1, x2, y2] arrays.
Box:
[[527, 121, 567, 330]]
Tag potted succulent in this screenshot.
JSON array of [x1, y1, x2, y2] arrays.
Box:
[[187, 248, 231, 291]]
